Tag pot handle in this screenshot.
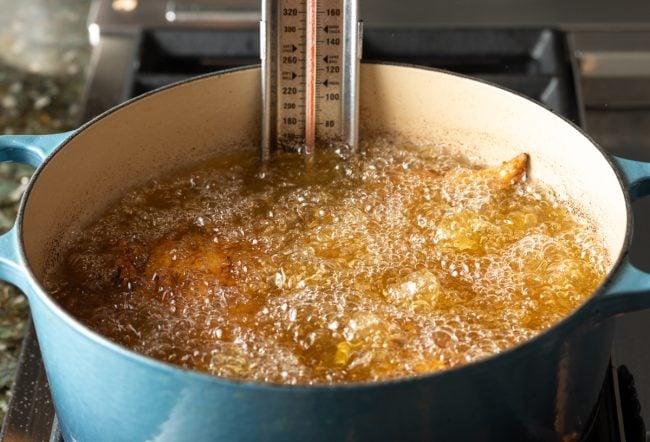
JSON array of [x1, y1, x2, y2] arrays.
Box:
[[613, 155, 650, 200], [0, 131, 74, 167], [597, 155, 650, 316], [0, 132, 74, 292]]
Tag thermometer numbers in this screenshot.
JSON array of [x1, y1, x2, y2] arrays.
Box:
[[272, 0, 351, 150], [276, 0, 307, 149], [315, 0, 344, 144]]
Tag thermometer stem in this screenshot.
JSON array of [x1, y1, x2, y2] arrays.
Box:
[[305, 0, 317, 155]]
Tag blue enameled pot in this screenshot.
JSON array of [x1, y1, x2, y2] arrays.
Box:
[[0, 65, 649, 441]]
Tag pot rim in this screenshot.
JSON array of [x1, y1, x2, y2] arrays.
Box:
[[16, 62, 634, 391]]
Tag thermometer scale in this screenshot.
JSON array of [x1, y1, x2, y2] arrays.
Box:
[[261, 0, 362, 158]]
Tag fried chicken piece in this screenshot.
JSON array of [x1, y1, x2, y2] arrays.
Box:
[[109, 221, 271, 316], [142, 230, 274, 308], [492, 153, 529, 188], [145, 232, 238, 288], [469, 153, 529, 189], [440, 153, 529, 204], [113, 239, 148, 288], [435, 154, 530, 252]]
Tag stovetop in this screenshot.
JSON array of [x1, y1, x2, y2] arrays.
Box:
[[2, 5, 650, 441], [127, 27, 582, 120]]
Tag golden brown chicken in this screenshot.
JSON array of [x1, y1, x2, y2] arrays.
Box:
[[446, 153, 528, 190], [112, 231, 241, 298], [489, 153, 529, 188], [145, 232, 237, 287], [434, 153, 530, 253]]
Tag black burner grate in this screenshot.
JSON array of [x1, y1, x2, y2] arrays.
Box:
[[130, 28, 582, 125]]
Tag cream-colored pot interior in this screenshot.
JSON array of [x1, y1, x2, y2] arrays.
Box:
[[22, 64, 627, 285]]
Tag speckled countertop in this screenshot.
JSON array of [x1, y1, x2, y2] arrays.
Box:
[[0, 0, 90, 422]]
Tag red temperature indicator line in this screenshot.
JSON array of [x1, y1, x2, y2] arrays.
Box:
[[304, 0, 317, 154]]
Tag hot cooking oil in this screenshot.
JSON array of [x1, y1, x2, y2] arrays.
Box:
[[44, 139, 607, 384]]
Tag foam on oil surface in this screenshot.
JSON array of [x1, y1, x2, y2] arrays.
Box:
[[44, 139, 607, 384]]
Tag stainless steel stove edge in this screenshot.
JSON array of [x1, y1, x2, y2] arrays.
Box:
[[90, 0, 650, 35]]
